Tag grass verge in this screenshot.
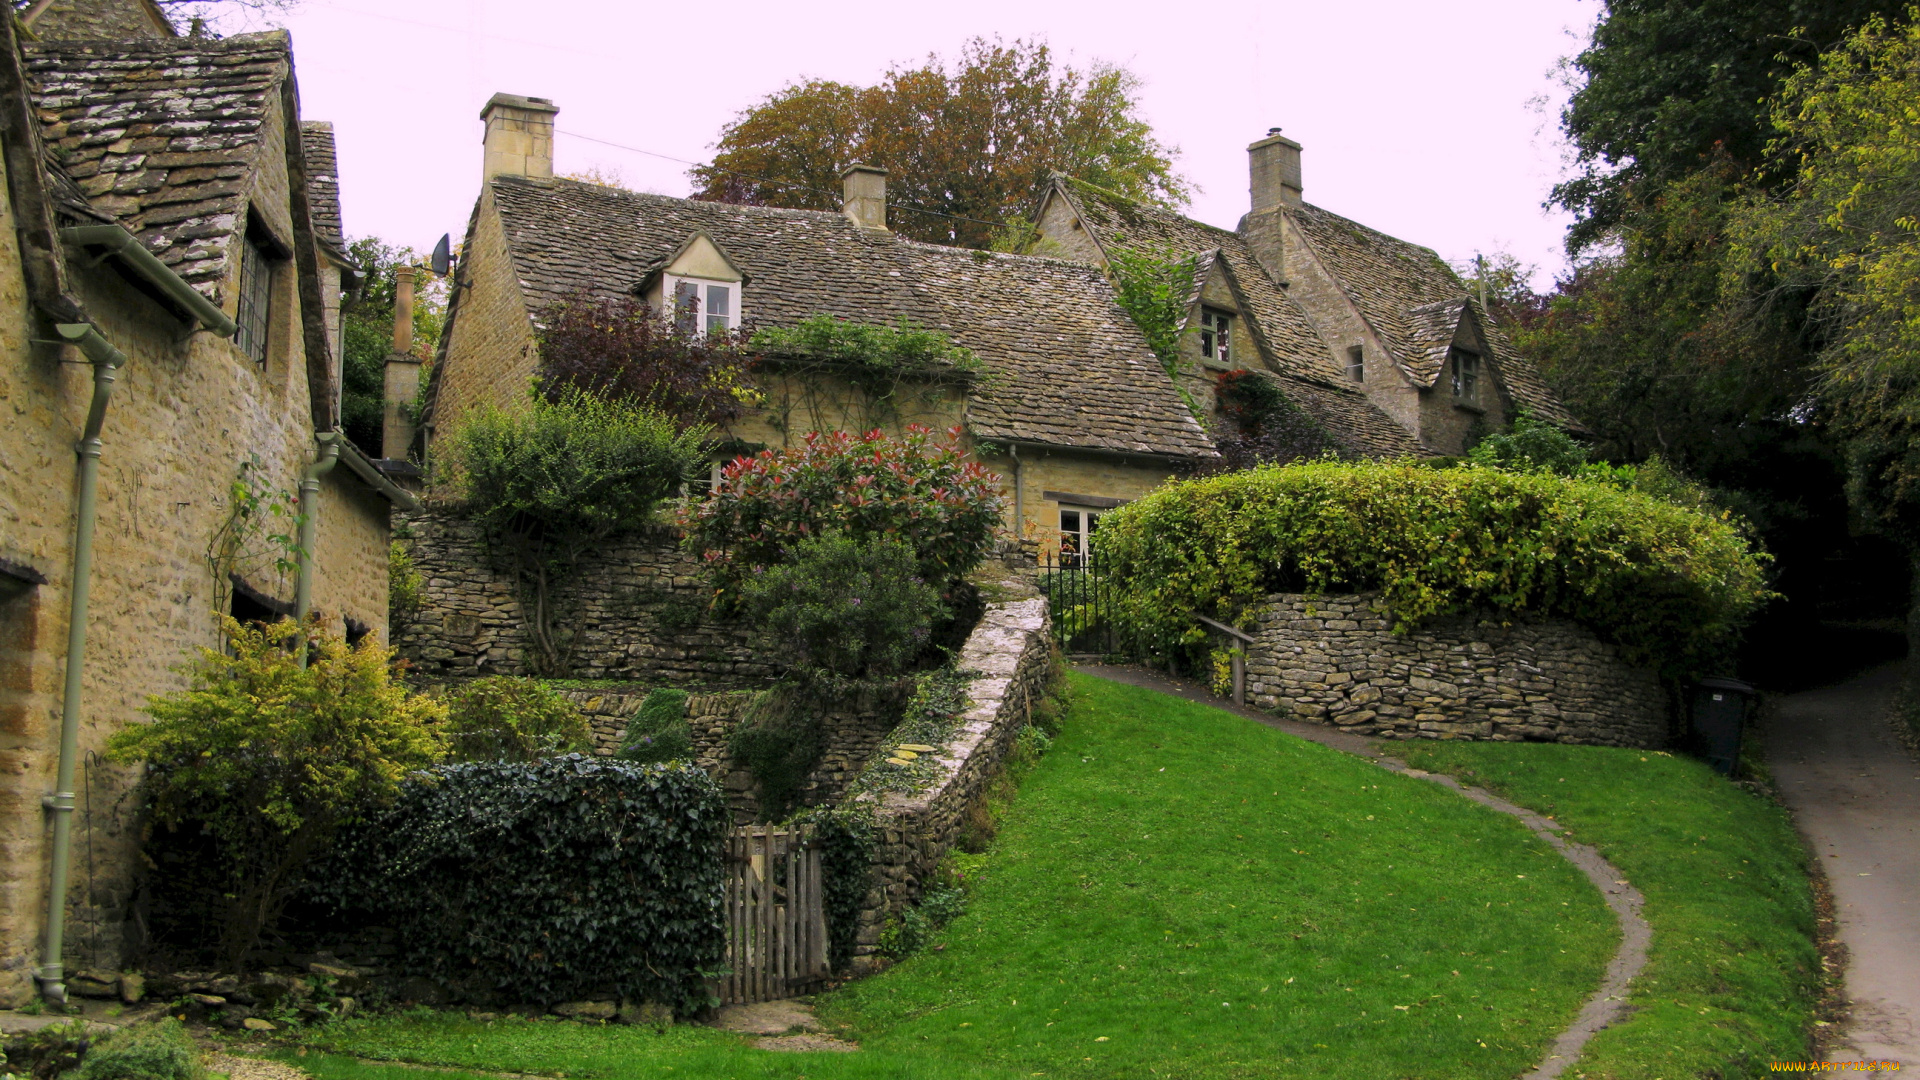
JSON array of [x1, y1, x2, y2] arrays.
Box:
[[1397, 740, 1821, 1078], [285, 673, 1617, 1078]]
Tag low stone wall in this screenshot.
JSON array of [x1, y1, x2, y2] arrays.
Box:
[[1242, 593, 1667, 748], [555, 688, 898, 823], [850, 597, 1052, 970], [392, 506, 776, 685]]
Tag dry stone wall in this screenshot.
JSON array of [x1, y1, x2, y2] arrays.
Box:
[[1243, 593, 1667, 748], [555, 688, 896, 822], [391, 507, 776, 686], [850, 597, 1051, 971]]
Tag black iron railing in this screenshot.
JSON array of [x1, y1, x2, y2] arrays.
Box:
[[1038, 551, 1120, 656]]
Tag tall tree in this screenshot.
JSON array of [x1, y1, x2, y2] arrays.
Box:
[[1732, 14, 1920, 675], [690, 38, 1189, 248], [1554, 0, 1909, 250]]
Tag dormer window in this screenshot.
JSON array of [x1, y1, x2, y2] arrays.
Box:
[[667, 277, 738, 337], [1450, 347, 1480, 402], [1346, 345, 1365, 382], [1199, 308, 1233, 365]]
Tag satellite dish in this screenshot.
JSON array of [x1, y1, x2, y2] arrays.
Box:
[[430, 234, 453, 277]]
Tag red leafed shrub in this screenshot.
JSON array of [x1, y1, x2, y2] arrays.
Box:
[[534, 291, 758, 429], [679, 425, 1004, 593]]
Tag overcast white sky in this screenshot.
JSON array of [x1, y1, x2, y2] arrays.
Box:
[[265, 0, 1598, 287]]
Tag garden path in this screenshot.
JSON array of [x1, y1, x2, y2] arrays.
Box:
[[1073, 664, 1650, 1080], [1767, 663, 1920, 1064]]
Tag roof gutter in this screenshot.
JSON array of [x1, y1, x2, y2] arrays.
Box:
[[59, 225, 238, 337], [998, 438, 1216, 467], [336, 439, 421, 511]]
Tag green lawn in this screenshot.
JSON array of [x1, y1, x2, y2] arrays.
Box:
[[286, 673, 1618, 1078], [1397, 741, 1821, 1078]]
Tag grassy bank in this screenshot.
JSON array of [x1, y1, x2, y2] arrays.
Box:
[[287, 674, 1616, 1078], [1398, 741, 1821, 1078]]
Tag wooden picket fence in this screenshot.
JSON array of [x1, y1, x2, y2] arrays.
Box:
[[721, 823, 829, 1004]]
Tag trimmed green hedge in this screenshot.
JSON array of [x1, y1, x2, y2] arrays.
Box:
[[321, 756, 728, 1014], [1095, 460, 1769, 677]]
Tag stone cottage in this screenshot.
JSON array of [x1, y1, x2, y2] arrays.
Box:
[[0, 0, 413, 1006], [1033, 131, 1577, 457], [420, 94, 1232, 553]]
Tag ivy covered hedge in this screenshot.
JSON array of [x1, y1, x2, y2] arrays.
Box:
[[1096, 461, 1770, 678], [319, 756, 728, 1014]]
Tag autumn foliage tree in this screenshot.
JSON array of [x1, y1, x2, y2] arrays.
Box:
[[690, 37, 1189, 248]]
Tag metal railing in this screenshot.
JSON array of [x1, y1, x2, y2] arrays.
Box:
[[1039, 551, 1121, 657]]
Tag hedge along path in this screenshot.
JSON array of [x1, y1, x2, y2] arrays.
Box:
[[1076, 664, 1651, 1080]]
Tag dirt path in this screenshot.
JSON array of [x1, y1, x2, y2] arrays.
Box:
[[1767, 663, 1920, 1063], [1074, 664, 1648, 1080]]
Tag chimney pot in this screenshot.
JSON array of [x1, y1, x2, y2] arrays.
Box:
[[841, 163, 888, 231], [480, 92, 560, 182], [1249, 130, 1303, 212]]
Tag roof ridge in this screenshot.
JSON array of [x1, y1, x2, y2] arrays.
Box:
[[503, 175, 852, 222], [1295, 200, 1451, 266]]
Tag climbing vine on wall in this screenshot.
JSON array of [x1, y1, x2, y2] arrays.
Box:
[[1106, 243, 1204, 422], [750, 316, 988, 437], [204, 454, 304, 618]]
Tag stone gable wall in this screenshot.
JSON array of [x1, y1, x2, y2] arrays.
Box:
[[391, 507, 776, 686], [1243, 593, 1668, 748]]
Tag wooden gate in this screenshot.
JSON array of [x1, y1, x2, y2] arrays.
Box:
[[722, 824, 829, 1003]]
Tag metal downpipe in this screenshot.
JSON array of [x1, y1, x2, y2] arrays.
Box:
[[39, 323, 127, 1006], [294, 433, 342, 666]]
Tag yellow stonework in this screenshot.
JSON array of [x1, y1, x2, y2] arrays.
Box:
[[0, 77, 392, 1002]]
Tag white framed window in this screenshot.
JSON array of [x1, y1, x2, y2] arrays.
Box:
[[1199, 307, 1233, 365], [1450, 347, 1480, 401], [665, 275, 740, 337], [1059, 505, 1106, 568], [1346, 345, 1365, 382]]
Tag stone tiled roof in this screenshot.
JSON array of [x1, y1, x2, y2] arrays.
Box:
[[1258, 371, 1430, 458], [1050, 177, 1340, 383], [486, 176, 1215, 460], [23, 32, 291, 300], [1288, 203, 1576, 427], [300, 121, 343, 250]]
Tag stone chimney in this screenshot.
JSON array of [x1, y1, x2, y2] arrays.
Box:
[[841, 163, 888, 231], [1242, 128, 1301, 283], [382, 265, 421, 461], [481, 93, 559, 182]]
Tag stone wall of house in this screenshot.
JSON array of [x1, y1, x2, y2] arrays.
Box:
[[0, 109, 393, 1003], [1242, 593, 1668, 747], [422, 193, 538, 449], [391, 506, 777, 686], [849, 597, 1051, 971], [555, 687, 897, 822]]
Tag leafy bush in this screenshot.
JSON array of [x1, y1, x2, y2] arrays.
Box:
[[879, 884, 967, 959], [68, 1020, 200, 1080], [388, 541, 424, 619], [740, 533, 945, 693], [618, 688, 693, 764], [442, 677, 591, 762], [679, 425, 1003, 596], [534, 291, 758, 429], [2, 1018, 91, 1080], [447, 390, 710, 674], [1467, 412, 1590, 474], [1094, 460, 1771, 678], [320, 757, 728, 1014], [108, 619, 445, 967]]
